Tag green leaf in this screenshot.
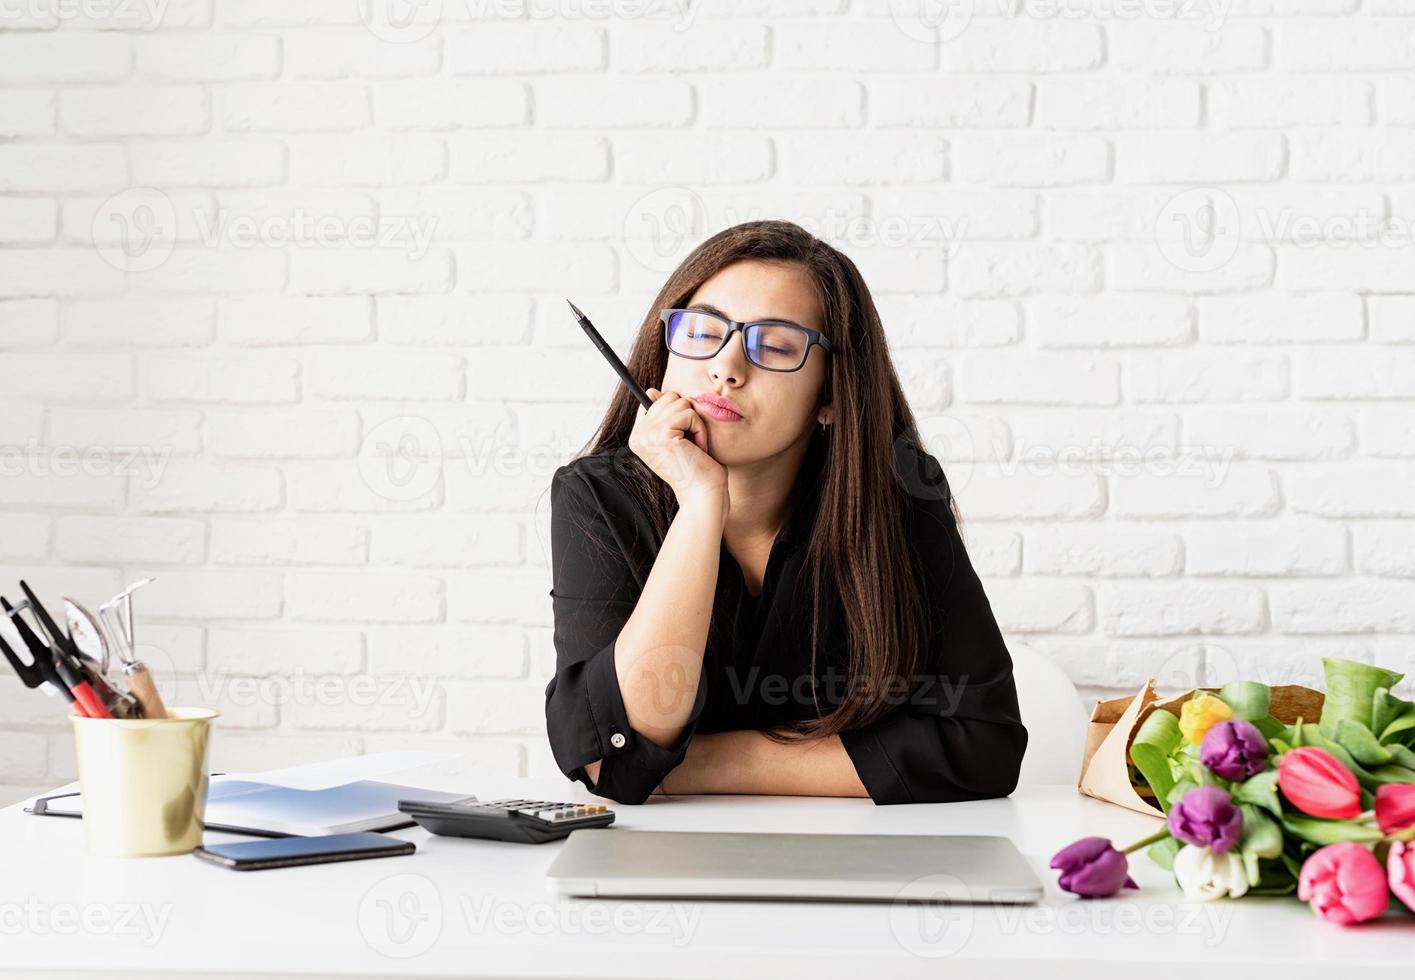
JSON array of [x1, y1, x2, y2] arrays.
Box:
[[1166, 777, 1198, 809], [1372, 688, 1403, 742], [1232, 770, 1282, 819], [1218, 681, 1271, 721], [1148, 835, 1180, 871], [1253, 714, 1286, 739], [1131, 708, 1183, 814], [1280, 815, 1384, 845], [1319, 657, 1406, 741], [1380, 702, 1415, 745], [1388, 744, 1415, 771], [1336, 718, 1393, 766], [1367, 764, 1415, 785], [1238, 805, 1284, 887]]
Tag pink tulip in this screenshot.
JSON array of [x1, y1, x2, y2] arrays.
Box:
[[1374, 784, 1415, 837], [1278, 747, 1362, 820], [1390, 841, 1415, 914], [1297, 842, 1390, 925]]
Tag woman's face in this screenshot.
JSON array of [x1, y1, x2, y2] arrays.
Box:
[[660, 259, 831, 467]]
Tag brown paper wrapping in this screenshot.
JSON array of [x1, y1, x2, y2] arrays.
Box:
[[1076, 679, 1327, 817]]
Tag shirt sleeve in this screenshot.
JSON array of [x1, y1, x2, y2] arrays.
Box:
[[838, 447, 1029, 805], [543, 463, 708, 805]]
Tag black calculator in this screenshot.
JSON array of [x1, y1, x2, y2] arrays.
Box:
[[397, 797, 615, 844]]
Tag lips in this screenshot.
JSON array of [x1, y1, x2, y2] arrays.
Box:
[[691, 395, 744, 422]]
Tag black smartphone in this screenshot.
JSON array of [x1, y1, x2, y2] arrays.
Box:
[[193, 832, 415, 871]]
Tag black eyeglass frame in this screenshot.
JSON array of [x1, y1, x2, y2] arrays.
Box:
[[659, 307, 833, 374]]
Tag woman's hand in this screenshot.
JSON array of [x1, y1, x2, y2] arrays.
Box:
[[628, 387, 728, 515]]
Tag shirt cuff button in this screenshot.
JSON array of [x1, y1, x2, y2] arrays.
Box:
[[609, 732, 627, 749]]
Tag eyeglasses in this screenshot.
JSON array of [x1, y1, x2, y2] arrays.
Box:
[[660, 308, 832, 374]]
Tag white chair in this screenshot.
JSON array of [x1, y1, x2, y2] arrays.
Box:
[[1010, 644, 1089, 789]]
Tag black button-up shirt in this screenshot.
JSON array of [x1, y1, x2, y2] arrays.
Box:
[[545, 432, 1028, 805]]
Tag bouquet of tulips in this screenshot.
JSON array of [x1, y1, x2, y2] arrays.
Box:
[[1052, 657, 1415, 925]]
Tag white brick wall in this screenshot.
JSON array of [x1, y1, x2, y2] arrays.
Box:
[[3, 2, 1414, 803]]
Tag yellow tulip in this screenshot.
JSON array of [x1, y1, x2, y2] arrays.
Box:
[[1179, 695, 1233, 745]]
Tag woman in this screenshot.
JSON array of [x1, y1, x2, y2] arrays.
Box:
[[545, 220, 1027, 805]]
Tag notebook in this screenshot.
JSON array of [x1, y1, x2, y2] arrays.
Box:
[[32, 777, 466, 838]]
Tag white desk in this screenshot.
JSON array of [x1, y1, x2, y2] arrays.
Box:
[[2, 757, 1411, 979]]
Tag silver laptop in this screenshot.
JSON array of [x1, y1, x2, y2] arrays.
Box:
[[545, 830, 1043, 904]]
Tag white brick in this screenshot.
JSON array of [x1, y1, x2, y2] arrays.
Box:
[[125, 247, 289, 296], [374, 80, 527, 129], [1188, 407, 1355, 460], [1365, 407, 1415, 458], [1025, 526, 1183, 578], [954, 135, 1109, 187], [0, 298, 58, 346], [1295, 348, 1415, 400], [60, 86, 210, 136], [987, 581, 1094, 634], [1271, 583, 1415, 634], [0, 34, 130, 82], [455, 243, 615, 293], [880, 296, 1021, 348], [208, 628, 363, 675], [376, 295, 532, 346], [788, 134, 947, 186], [1102, 584, 1267, 636], [205, 408, 360, 458], [1005, 408, 1179, 460], [130, 139, 286, 188], [0, 90, 55, 136], [0, 353, 130, 399], [287, 462, 443, 514], [210, 519, 368, 566], [1368, 296, 1415, 343], [1109, 244, 1275, 295], [47, 406, 201, 454], [1199, 293, 1362, 344], [450, 23, 604, 74], [1112, 467, 1281, 519], [134, 568, 284, 620], [136, 34, 282, 81], [284, 31, 440, 78], [0, 472, 125, 510], [220, 296, 373, 346], [371, 517, 522, 567], [144, 355, 300, 403], [1276, 22, 1415, 71], [0, 146, 127, 193], [1188, 521, 1348, 577], [1355, 523, 1415, 578], [448, 132, 608, 183], [1292, 131, 1415, 182], [63, 299, 215, 347], [1210, 77, 1371, 128], [700, 79, 862, 129], [287, 572, 443, 623], [960, 353, 1119, 406], [940, 23, 1103, 72], [869, 188, 1034, 238], [1290, 463, 1415, 518], [948, 468, 1105, 520], [290, 135, 446, 186], [777, 22, 931, 71], [54, 516, 205, 564], [1037, 79, 1201, 130], [1111, 24, 1268, 74], [870, 78, 1031, 128], [449, 570, 551, 626], [220, 83, 369, 132], [1117, 133, 1285, 184], [952, 244, 1103, 298], [537, 78, 691, 128], [1031, 295, 1192, 348], [215, 0, 362, 27], [367, 628, 527, 679], [1127, 352, 1288, 403], [445, 683, 544, 736], [306, 350, 462, 401], [133, 462, 283, 513]]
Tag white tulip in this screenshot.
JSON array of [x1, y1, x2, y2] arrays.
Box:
[[1172, 844, 1250, 902]]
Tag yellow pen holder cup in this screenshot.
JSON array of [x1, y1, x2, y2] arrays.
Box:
[[71, 707, 219, 857]]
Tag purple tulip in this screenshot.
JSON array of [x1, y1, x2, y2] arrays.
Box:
[[1167, 786, 1243, 854], [1200, 719, 1269, 781], [1049, 837, 1139, 898]]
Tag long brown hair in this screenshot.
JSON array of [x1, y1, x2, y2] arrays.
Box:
[[573, 219, 942, 739]]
